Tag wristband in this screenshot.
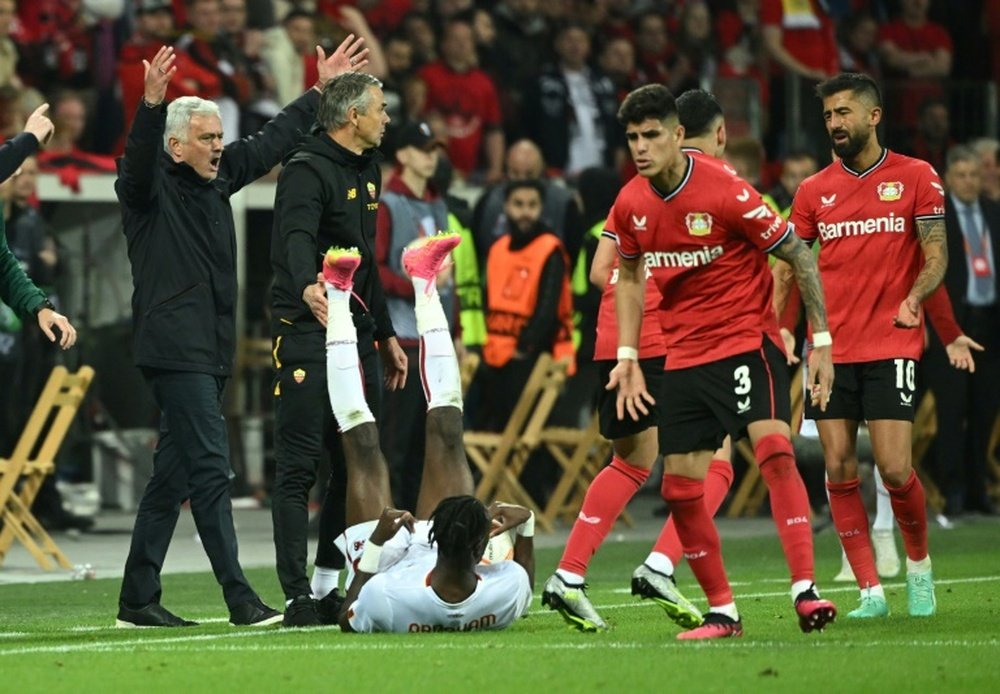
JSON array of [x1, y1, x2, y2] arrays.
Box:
[[357, 541, 383, 574], [516, 512, 535, 538], [617, 346, 639, 361], [812, 331, 832, 348]]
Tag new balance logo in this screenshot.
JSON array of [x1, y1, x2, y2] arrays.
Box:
[[786, 516, 809, 526], [578, 512, 602, 525], [821, 194, 837, 206], [632, 214, 647, 231], [742, 204, 774, 220], [736, 188, 750, 202], [737, 396, 751, 414], [684, 550, 708, 560], [818, 213, 906, 241]]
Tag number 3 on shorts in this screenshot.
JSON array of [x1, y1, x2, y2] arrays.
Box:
[[733, 365, 752, 395], [893, 358, 916, 392]]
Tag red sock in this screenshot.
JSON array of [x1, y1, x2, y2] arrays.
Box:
[[558, 456, 649, 575], [755, 434, 814, 584], [884, 469, 929, 562], [827, 477, 879, 589], [653, 459, 734, 566], [662, 473, 733, 605]]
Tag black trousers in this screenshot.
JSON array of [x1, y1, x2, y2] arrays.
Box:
[[923, 306, 1000, 512], [379, 343, 426, 512], [271, 329, 380, 601], [119, 369, 256, 609]]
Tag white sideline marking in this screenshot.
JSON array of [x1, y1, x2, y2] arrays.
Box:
[[2, 635, 998, 656], [2, 574, 997, 655], [604, 574, 1000, 602]]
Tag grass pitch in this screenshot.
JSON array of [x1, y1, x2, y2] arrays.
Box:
[[1, 518, 998, 693]]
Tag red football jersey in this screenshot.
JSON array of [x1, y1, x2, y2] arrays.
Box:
[[593, 230, 667, 362], [611, 152, 788, 370], [790, 149, 945, 363]]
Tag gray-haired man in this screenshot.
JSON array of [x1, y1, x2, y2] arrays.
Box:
[[269, 71, 407, 627], [115, 39, 368, 628]]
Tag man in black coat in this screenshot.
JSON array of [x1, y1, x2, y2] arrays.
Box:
[[114, 38, 368, 628], [269, 71, 407, 627], [924, 144, 1000, 516]]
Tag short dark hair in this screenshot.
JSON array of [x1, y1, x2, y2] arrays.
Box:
[[617, 84, 678, 126], [676, 89, 722, 138], [282, 8, 313, 24], [504, 178, 545, 201], [428, 495, 491, 562], [815, 72, 882, 108]]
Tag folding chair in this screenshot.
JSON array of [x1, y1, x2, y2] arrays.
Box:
[[466, 353, 568, 531], [727, 365, 805, 518], [0, 365, 95, 571], [535, 409, 631, 529]]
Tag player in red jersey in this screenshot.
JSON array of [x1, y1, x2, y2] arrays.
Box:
[[774, 73, 946, 619], [542, 90, 734, 632], [610, 84, 837, 640]]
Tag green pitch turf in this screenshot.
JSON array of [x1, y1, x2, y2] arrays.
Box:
[[1, 519, 998, 693]]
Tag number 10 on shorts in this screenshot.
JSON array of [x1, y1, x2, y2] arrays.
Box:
[[894, 358, 916, 392]]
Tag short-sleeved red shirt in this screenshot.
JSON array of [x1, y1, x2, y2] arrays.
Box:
[[760, 0, 839, 76], [611, 152, 788, 370], [418, 62, 502, 174], [789, 149, 946, 363]]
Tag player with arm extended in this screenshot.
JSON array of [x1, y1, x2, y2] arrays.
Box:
[[541, 90, 735, 633], [772, 73, 947, 619], [609, 84, 836, 640], [319, 233, 534, 633]]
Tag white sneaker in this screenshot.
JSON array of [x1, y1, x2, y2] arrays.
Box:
[[872, 529, 901, 578], [833, 552, 855, 582]]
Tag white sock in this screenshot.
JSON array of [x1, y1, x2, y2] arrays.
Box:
[[644, 551, 676, 577], [326, 282, 374, 432], [413, 276, 462, 411], [872, 466, 895, 532], [556, 568, 585, 585], [862, 583, 886, 599], [708, 602, 739, 621], [791, 579, 816, 603], [906, 556, 932, 574], [310, 566, 341, 600]]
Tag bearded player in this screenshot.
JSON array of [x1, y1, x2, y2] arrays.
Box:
[[773, 73, 945, 619]]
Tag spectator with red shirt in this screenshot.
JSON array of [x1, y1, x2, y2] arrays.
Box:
[[877, 0, 952, 79], [715, 0, 770, 108], [118, 0, 222, 134], [262, 9, 317, 108], [633, 11, 675, 88], [900, 96, 953, 173], [760, 0, 837, 156], [419, 17, 504, 183], [36, 91, 117, 184], [838, 12, 881, 77]]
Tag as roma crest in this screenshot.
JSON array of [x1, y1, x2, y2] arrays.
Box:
[[877, 181, 904, 202], [685, 212, 713, 237], [293, 368, 306, 384], [366, 181, 377, 199]]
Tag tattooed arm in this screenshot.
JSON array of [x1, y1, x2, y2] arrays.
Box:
[[895, 217, 948, 328], [770, 233, 829, 334], [771, 232, 834, 410]]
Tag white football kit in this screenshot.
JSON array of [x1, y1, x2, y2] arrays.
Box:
[[345, 529, 532, 633]]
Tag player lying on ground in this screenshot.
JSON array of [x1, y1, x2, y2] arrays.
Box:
[[318, 233, 535, 633]]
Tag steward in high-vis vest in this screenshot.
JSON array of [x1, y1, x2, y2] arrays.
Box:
[[450, 212, 487, 349], [482, 180, 576, 376]]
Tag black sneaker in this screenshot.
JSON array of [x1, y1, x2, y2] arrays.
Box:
[[229, 599, 282, 627], [116, 602, 198, 628], [315, 589, 345, 625], [282, 595, 321, 628]]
